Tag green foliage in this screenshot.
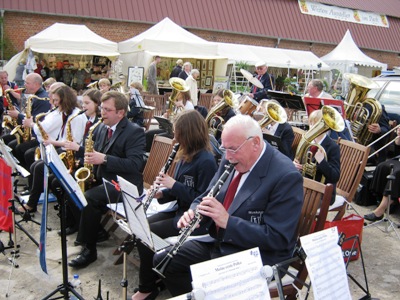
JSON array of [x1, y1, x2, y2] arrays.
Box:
[[235, 61, 250, 71]]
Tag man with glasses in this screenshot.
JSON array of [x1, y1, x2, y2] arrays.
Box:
[[249, 61, 275, 102], [153, 114, 303, 296], [69, 91, 145, 268]]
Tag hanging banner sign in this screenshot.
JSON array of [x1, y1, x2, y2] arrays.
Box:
[[298, 0, 389, 28]]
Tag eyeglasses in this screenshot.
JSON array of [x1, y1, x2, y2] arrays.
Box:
[[219, 136, 254, 154], [256, 66, 265, 70], [100, 106, 116, 113]]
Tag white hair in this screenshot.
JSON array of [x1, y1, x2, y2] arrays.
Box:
[[224, 114, 262, 140], [191, 69, 200, 76]]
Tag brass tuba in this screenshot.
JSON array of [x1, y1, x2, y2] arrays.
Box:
[[205, 89, 234, 136], [167, 77, 190, 120], [343, 73, 382, 145], [295, 106, 345, 182], [87, 81, 99, 90], [75, 118, 103, 192], [257, 99, 287, 129], [110, 81, 128, 94]]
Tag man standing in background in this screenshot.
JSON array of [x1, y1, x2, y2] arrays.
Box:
[[147, 56, 161, 94]]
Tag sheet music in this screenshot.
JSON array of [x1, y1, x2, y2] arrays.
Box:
[[45, 144, 87, 208], [107, 198, 177, 218], [117, 176, 156, 251], [190, 247, 270, 300], [0, 139, 30, 177], [300, 227, 351, 300]]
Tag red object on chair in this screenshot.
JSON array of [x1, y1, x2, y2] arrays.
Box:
[[0, 158, 13, 232]]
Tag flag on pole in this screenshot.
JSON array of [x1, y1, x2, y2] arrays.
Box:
[[39, 163, 49, 274], [0, 158, 13, 232]]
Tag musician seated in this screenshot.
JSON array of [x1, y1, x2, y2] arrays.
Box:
[[293, 109, 340, 205], [152, 114, 303, 297], [127, 81, 145, 127], [364, 126, 400, 222], [209, 89, 235, 142], [305, 79, 333, 99], [248, 61, 275, 102], [98, 78, 111, 94], [132, 110, 217, 300], [68, 91, 145, 269], [17, 85, 87, 213], [145, 91, 193, 152]]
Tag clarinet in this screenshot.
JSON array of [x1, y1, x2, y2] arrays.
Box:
[[152, 163, 235, 278], [142, 143, 180, 211]]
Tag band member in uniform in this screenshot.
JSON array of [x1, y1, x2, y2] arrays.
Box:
[[69, 91, 145, 268], [132, 110, 218, 300], [17, 85, 87, 213], [248, 61, 274, 102], [153, 114, 303, 296]]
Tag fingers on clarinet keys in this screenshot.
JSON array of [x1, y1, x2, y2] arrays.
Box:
[[68, 247, 97, 268], [364, 212, 383, 222]]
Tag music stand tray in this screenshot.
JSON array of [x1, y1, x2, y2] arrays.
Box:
[[267, 90, 305, 111], [154, 116, 173, 137]]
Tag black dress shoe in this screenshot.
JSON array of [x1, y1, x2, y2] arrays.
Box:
[[68, 247, 97, 268], [20, 190, 30, 196], [364, 212, 383, 222], [74, 240, 84, 247], [57, 227, 78, 236]]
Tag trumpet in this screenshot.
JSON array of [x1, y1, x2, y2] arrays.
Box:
[[142, 143, 180, 211], [152, 163, 235, 278]]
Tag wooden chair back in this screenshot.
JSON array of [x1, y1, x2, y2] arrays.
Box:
[[332, 139, 369, 220], [142, 135, 174, 188], [269, 178, 333, 299], [198, 93, 214, 110], [142, 107, 155, 131], [143, 94, 166, 116], [291, 126, 305, 157]]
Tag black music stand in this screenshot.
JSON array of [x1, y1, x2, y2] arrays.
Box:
[[263, 134, 283, 153], [154, 116, 174, 137], [42, 145, 85, 300], [267, 91, 305, 111]]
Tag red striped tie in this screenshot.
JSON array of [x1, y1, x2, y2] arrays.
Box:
[[223, 172, 244, 210]]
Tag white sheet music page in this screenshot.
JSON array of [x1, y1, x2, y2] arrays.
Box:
[[300, 227, 351, 300], [45, 144, 87, 207], [0, 139, 30, 177], [117, 176, 154, 249], [190, 247, 270, 300]]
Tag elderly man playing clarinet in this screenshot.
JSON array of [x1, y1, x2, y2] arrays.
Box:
[[153, 114, 303, 297]]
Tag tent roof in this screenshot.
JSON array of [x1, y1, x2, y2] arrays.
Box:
[[118, 17, 221, 59], [25, 23, 119, 57], [320, 30, 387, 69], [216, 42, 330, 70]]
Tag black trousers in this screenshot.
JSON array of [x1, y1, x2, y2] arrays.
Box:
[[153, 240, 221, 296], [10, 138, 38, 170], [76, 183, 121, 246], [26, 160, 46, 210]]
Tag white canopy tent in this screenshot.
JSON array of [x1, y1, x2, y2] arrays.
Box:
[[118, 17, 227, 77], [4, 23, 119, 80], [320, 30, 387, 77]]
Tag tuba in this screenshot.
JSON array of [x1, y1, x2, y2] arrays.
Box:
[[167, 77, 189, 120], [59, 110, 87, 173], [295, 106, 345, 182], [75, 119, 103, 192], [257, 99, 287, 129], [343, 73, 382, 145], [205, 89, 234, 136]]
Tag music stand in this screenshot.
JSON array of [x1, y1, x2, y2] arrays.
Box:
[[42, 145, 86, 300], [267, 91, 305, 111], [154, 116, 174, 137], [263, 134, 284, 153]]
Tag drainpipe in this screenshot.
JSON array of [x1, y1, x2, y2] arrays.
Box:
[[1, 10, 4, 65]]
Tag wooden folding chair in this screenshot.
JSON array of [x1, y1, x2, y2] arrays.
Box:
[[144, 94, 166, 116], [142, 106, 155, 131], [291, 126, 305, 157], [330, 139, 370, 221], [269, 178, 333, 299]]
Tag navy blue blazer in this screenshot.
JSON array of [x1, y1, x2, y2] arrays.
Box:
[[93, 117, 145, 194], [191, 142, 303, 267], [17, 87, 50, 124], [159, 149, 217, 226], [274, 122, 295, 159], [251, 72, 275, 102]]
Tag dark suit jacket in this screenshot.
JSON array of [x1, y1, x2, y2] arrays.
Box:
[[191, 142, 303, 266], [93, 117, 145, 194], [178, 70, 189, 80], [158, 149, 217, 226], [170, 65, 182, 78], [17, 87, 50, 124], [251, 72, 275, 102], [274, 122, 295, 159]]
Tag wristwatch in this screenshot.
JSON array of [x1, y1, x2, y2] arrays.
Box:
[[103, 155, 108, 165]]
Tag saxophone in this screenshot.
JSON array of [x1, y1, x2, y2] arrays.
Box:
[[75, 118, 103, 192], [2, 88, 25, 134], [59, 110, 87, 173], [33, 107, 58, 160], [152, 163, 235, 278], [142, 143, 180, 211]]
